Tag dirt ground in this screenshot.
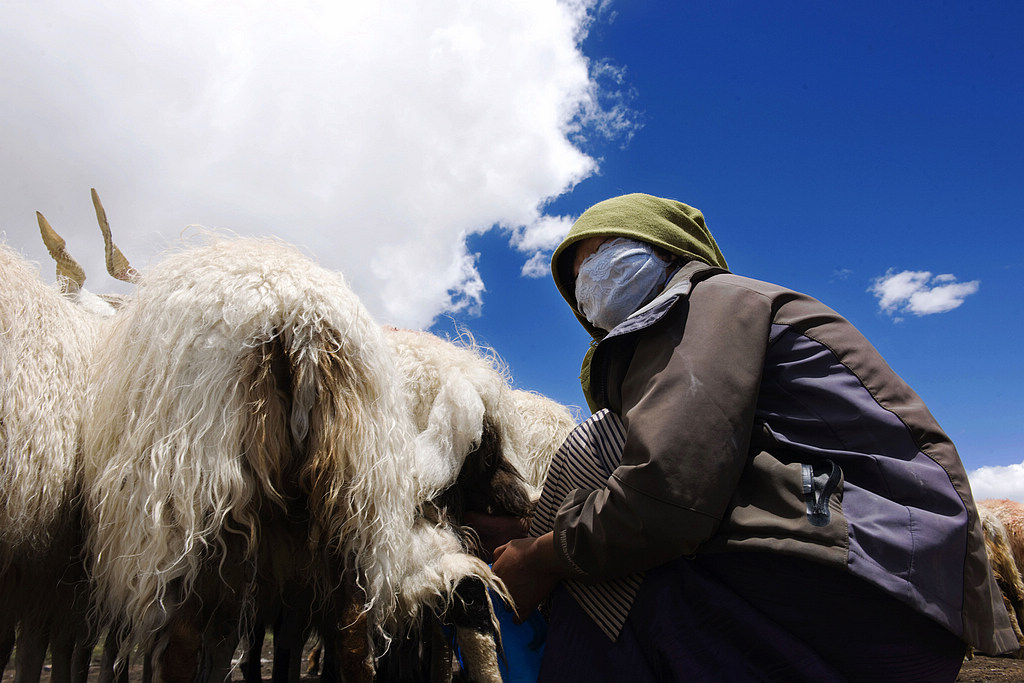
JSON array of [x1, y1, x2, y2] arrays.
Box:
[[957, 655, 1024, 682], [5, 651, 1024, 682]]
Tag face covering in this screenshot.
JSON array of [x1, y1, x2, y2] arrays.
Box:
[[575, 237, 673, 331]]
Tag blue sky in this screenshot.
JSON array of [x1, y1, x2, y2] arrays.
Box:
[[433, 2, 1024, 488], [1, 1, 1021, 495]]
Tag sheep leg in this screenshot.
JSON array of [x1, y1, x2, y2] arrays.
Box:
[[0, 571, 15, 673], [70, 638, 95, 683], [69, 616, 102, 683], [96, 628, 130, 683], [372, 630, 424, 682], [155, 608, 242, 683], [304, 641, 321, 676], [337, 572, 374, 683], [200, 605, 247, 683], [1, 623, 14, 673], [200, 639, 240, 683], [450, 577, 501, 683], [239, 621, 265, 683], [319, 645, 340, 683], [48, 625, 78, 683], [50, 581, 92, 683], [337, 610, 372, 681], [428, 618, 454, 683], [141, 648, 153, 683], [270, 602, 311, 683], [1008, 588, 1024, 653], [13, 606, 50, 683], [270, 636, 300, 683], [152, 595, 206, 683], [314, 571, 372, 683]]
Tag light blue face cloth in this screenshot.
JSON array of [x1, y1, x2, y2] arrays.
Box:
[[575, 238, 672, 331]]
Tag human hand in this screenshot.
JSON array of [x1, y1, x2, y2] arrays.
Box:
[[463, 510, 530, 558], [492, 532, 569, 623]]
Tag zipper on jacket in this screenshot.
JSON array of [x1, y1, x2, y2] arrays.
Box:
[[802, 460, 841, 527]]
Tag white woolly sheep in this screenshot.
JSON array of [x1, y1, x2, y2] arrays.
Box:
[[257, 328, 574, 683], [384, 328, 538, 520], [82, 236, 520, 683], [0, 241, 105, 683], [81, 234, 421, 680], [2, 192, 140, 683], [508, 388, 579, 493], [380, 328, 577, 680]]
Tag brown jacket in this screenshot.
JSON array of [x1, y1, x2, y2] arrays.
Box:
[[553, 261, 1015, 654]]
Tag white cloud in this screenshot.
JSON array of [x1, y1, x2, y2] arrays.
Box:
[[869, 269, 979, 319], [0, 0, 636, 329], [521, 252, 552, 279], [969, 463, 1024, 502], [509, 213, 577, 278]]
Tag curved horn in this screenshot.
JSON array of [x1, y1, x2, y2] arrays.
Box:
[[37, 211, 86, 293], [92, 188, 138, 282]]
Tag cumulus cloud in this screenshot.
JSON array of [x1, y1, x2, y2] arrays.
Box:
[[0, 0, 637, 328], [511, 214, 577, 278], [969, 463, 1024, 502], [869, 269, 979, 319]]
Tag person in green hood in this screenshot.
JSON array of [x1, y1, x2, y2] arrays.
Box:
[[490, 193, 1013, 681]]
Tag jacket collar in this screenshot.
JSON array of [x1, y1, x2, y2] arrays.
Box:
[[603, 260, 723, 339]]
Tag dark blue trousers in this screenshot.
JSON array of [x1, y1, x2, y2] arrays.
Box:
[[538, 552, 966, 682]]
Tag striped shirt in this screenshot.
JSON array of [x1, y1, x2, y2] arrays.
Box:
[[529, 409, 643, 641]]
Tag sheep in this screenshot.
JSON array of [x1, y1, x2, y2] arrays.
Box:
[[0, 240, 104, 683], [81, 235, 519, 682], [80, 234, 416, 679], [45, 216, 569, 681], [306, 330, 575, 682], [1, 190, 147, 683], [507, 389, 579, 493], [980, 499, 1024, 580], [384, 328, 534, 521], [26, 193, 144, 683], [36, 189, 136, 316], [1, 217, 111, 547], [977, 499, 1024, 657], [380, 328, 565, 680], [1, 190, 135, 683]]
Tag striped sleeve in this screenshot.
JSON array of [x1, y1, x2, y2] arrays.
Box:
[[530, 409, 643, 641]]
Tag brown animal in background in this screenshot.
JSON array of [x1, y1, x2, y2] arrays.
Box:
[[977, 499, 1024, 658], [981, 499, 1024, 579]]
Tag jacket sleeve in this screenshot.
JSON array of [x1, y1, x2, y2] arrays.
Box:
[[553, 280, 773, 580]]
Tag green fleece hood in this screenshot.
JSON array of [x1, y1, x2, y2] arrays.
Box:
[[551, 193, 729, 339], [551, 194, 728, 411]]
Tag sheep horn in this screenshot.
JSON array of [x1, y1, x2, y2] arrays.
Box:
[[37, 211, 86, 293], [92, 188, 138, 282]]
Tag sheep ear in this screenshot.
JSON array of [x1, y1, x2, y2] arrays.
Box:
[[37, 210, 86, 293], [92, 188, 138, 282]]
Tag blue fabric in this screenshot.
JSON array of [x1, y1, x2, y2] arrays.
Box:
[[493, 590, 546, 683], [760, 323, 969, 631], [537, 553, 966, 682], [538, 556, 841, 683]]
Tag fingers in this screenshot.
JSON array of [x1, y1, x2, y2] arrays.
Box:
[[492, 542, 509, 561]]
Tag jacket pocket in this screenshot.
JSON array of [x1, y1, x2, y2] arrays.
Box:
[[802, 459, 841, 527]]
